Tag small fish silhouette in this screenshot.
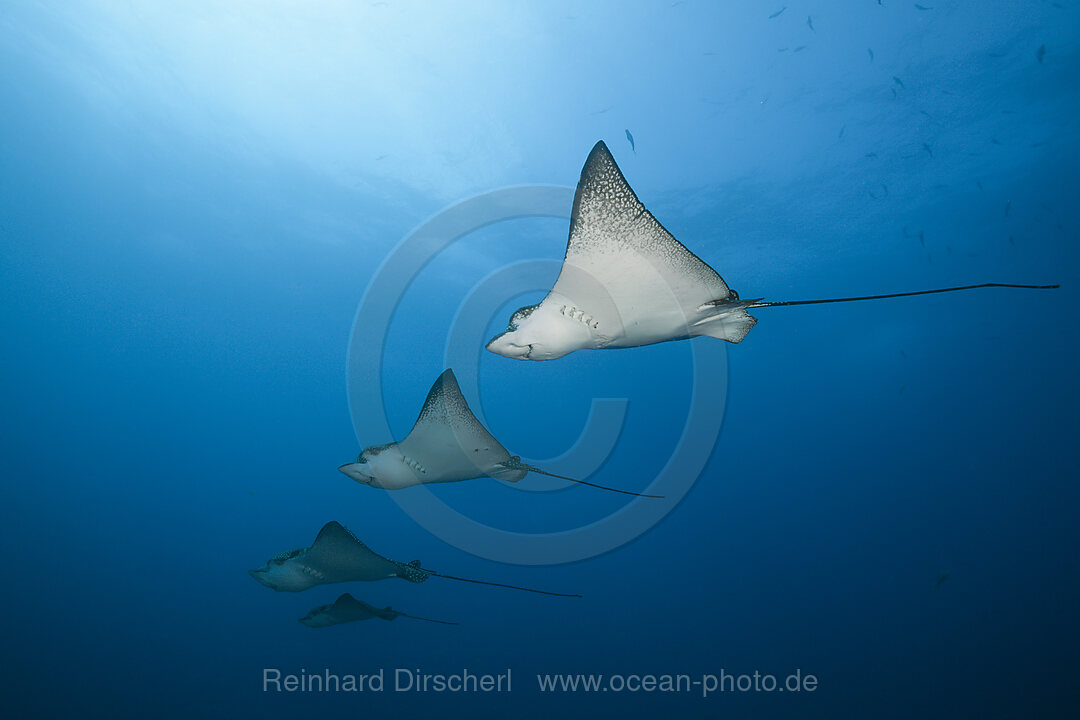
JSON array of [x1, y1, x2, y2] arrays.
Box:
[[868, 48, 875, 63], [807, 15, 814, 31], [904, 227, 925, 246], [625, 129, 636, 154], [768, 6, 786, 19], [1004, 200, 1011, 217], [1036, 44, 1046, 63], [922, 143, 933, 158], [893, 76, 905, 88], [915, 3, 933, 10]]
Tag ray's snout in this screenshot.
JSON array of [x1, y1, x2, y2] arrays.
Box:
[[248, 568, 277, 590], [485, 335, 531, 360], [339, 462, 374, 484]]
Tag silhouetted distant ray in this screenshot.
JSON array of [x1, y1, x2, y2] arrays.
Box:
[[299, 593, 457, 627]]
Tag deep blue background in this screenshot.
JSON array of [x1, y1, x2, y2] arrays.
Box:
[[2, 2, 1077, 718]]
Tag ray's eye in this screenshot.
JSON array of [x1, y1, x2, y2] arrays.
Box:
[[729, 289, 740, 301]]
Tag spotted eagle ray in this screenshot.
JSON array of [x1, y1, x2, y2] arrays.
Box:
[[299, 593, 458, 627], [249, 521, 581, 597], [338, 369, 661, 498], [484, 141, 1058, 361]]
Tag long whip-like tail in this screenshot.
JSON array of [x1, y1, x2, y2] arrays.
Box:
[[503, 458, 664, 499], [398, 612, 460, 625], [745, 283, 1059, 309], [424, 569, 582, 598]]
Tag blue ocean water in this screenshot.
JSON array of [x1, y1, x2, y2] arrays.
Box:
[[1, 1, 1077, 717]]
